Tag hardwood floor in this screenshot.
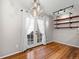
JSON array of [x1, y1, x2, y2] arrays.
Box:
[[3, 42, 79, 59]]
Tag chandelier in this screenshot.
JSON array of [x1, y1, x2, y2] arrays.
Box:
[[20, 0, 53, 18], [32, 0, 42, 16], [20, 0, 42, 17]]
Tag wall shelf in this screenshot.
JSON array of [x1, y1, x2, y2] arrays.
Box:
[[54, 15, 79, 21], [54, 21, 79, 25], [55, 26, 79, 29], [54, 15, 79, 29]]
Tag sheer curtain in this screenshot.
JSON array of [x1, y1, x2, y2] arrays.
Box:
[[23, 12, 48, 50], [23, 13, 35, 49], [25, 16, 34, 35], [37, 18, 46, 44]]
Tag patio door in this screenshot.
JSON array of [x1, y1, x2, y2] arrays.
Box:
[[26, 18, 43, 48], [23, 16, 46, 50]]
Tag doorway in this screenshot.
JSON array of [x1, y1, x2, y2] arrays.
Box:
[[23, 16, 46, 49]]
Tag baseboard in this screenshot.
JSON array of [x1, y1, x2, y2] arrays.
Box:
[[0, 51, 22, 59], [53, 41, 79, 48], [46, 41, 54, 44]]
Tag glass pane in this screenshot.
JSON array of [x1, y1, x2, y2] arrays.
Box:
[[27, 31, 34, 45], [37, 32, 42, 43]]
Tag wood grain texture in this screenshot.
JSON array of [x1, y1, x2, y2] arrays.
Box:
[[3, 42, 79, 59]]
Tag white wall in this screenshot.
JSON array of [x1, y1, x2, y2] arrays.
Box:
[[46, 19, 54, 43], [0, 0, 22, 57], [52, 2, 79, 47], [53, 29, 79, 47], [0, 0, 2, 56]]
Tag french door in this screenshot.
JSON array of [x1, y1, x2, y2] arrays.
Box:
[[26, 19, 43, 49], [27, 30, 42, 48]]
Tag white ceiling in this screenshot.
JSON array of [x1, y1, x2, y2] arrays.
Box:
[[10, 0, 79, 13]]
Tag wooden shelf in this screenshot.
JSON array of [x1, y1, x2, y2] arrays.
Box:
[[54, 22, 70, 25], [54, 15, 79, 21], [55, 26, 79, 29], [54, 15, 79, 29], [54, 21, 79, 25]]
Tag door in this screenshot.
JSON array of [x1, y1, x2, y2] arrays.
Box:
[[26, 18, 43, 49], [27, 30, 42, 48]]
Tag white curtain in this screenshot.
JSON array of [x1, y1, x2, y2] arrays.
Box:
[[25, 16, 35, 35], [24, 14, 35, 35], [23, 12, 48, 47], [37, 18, 46, 44], [25, 16, 47, 44], [23, 13, 35, 49]]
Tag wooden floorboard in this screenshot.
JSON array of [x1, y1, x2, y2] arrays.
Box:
[[3, 42, 79, 59]]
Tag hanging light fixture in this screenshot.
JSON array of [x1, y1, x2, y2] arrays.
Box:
[[32, 0, 41, 16], [20, 0, 42, 17]]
